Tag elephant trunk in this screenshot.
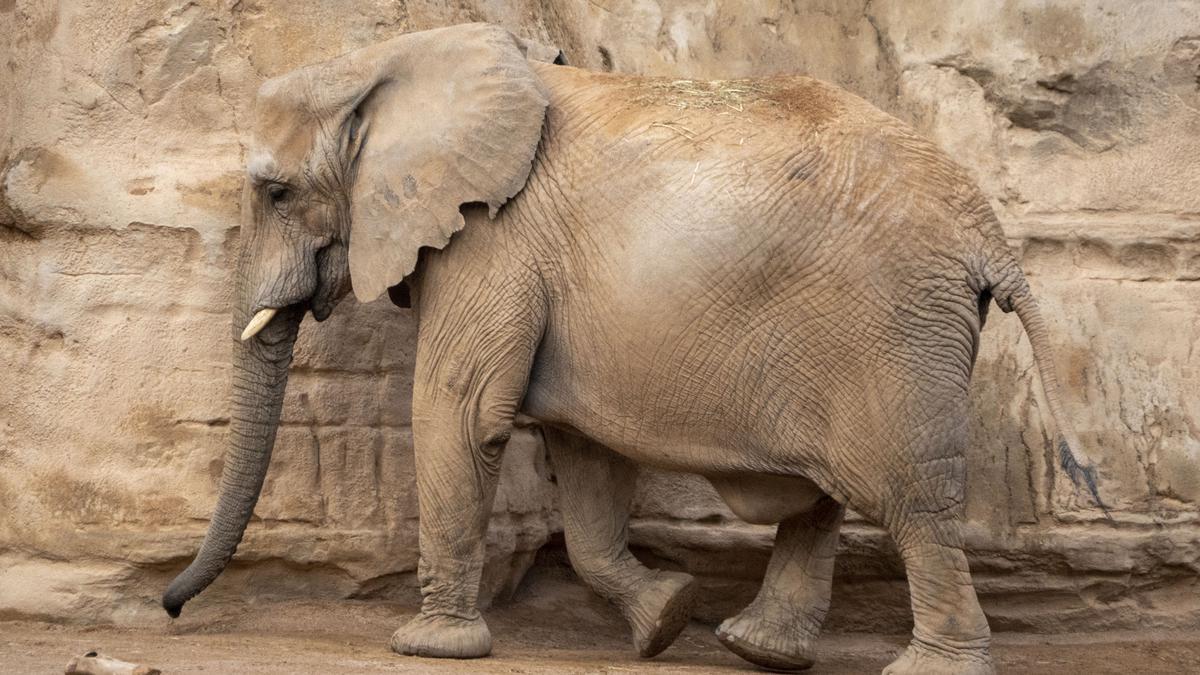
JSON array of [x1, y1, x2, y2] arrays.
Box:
[[162, 303, 303, 617]]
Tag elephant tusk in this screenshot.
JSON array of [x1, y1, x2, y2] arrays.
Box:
[[240, 308, 278, 341]]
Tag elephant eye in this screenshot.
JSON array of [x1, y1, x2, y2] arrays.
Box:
[[263, 183, 294, 219], [267, 184, 290, 203]]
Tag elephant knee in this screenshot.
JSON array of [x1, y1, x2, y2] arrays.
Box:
[[410, 394, 518, 498]]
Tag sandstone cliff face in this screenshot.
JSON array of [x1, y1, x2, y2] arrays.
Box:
[[1, 1, 1197, 630]]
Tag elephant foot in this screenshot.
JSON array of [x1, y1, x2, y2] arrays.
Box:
[[715, 600, 817, 671], [389, 611, 492, 659], [622, 570, 697, 658], [882, 639, 994, 675]]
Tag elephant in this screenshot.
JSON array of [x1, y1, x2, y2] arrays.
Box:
[[161, 23, 1104, 675]]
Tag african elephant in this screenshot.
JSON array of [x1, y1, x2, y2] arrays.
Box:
[[161, 23, 1103, 675]]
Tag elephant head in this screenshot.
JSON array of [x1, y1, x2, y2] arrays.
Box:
[[162, 23, 550, 617]]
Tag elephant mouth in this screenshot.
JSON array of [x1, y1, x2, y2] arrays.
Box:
[[241, 241, 349, 341]]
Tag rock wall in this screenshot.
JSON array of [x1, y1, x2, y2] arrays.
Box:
[[2, 1, 1197, 630]]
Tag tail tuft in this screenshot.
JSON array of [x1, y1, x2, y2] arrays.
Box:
[[1058, 438, 1110, 518]]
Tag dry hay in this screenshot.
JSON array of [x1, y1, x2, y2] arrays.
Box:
[[631, 78, 773, 112]]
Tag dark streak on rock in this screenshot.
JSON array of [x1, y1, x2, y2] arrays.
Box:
[[597, 45, 614, 72]]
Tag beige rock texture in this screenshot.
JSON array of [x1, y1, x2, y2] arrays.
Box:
[[1, 0, 1197, 633]]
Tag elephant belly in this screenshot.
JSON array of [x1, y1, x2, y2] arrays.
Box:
[[521, 344, 833, 479], [523, 368, 833, 524], [708, 473, 828, 524], [521, 289, 845, 477]]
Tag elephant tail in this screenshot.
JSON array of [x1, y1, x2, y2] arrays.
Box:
[[991, 269, 1109, 516]]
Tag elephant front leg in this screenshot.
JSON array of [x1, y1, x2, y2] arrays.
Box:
[[545, 428, 697, 658], [388, 407, 506, 658], [717, 496, 844, 671], [390, 341, 540, 658]]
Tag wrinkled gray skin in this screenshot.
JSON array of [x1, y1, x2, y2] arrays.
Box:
[[162, 24, 1104, 675]]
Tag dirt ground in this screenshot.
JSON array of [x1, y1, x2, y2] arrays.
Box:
[[6, 574, 1200, 674]]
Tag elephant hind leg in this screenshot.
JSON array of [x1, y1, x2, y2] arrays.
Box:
[[883, 515, 993, 675], [717, 496, 844, 671], [881, 435, 994, 675], [545, 427, 697, 658]]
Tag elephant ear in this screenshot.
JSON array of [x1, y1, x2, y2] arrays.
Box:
[[325, 24, 550, 302]]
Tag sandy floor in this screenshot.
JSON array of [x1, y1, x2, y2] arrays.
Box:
[[7, 576, 1200, 674]]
